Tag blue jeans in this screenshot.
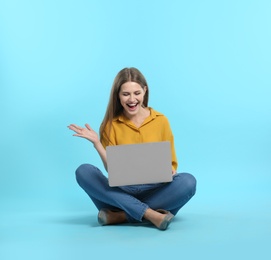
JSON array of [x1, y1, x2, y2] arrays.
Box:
[[75, 164, 197, 223]]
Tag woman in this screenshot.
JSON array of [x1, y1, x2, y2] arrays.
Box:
[[68, 67, 196, 230]]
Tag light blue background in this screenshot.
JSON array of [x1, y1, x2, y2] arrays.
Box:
[[1, 0, 270, 259]]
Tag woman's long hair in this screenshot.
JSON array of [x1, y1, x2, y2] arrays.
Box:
[[99, 67, 149, 145]]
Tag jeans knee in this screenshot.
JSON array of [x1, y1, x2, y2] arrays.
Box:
[[75, 163, 104, 186], [177, 172, 197, 197], [75, 164, 95, 184], [185, 173, 197, 196]]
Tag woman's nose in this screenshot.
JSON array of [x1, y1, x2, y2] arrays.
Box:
[[129, 94, 135, 101]]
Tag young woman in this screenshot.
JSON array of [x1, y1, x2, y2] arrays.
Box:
[[68, 67, 196, 230]]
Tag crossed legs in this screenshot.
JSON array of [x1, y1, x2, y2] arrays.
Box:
[[75, 164, 196, 230]]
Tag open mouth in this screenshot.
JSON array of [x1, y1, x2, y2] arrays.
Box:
[[126, 103, 138, 111]]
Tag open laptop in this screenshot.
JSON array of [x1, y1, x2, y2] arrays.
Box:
[[106, 141, 173, 187]]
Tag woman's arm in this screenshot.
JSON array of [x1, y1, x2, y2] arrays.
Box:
[[161, 117, 178, 173], [68, 123, 107, 170], [93, 141, 107, 171]]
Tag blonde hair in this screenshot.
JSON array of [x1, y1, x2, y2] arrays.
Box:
[[99, 67, 149, 145]]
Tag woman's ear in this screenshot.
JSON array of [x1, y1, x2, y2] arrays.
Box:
[[143, 86, 147, 94]]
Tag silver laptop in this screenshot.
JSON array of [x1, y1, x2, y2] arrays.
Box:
[[106, 141, 173, 187]]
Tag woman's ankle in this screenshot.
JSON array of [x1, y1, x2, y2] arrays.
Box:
[[144, 208, 174, 230]]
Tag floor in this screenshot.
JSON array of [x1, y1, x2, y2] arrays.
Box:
[[1, 188, 270, 260]]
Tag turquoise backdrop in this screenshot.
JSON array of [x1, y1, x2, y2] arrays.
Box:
[[1, 1, 270, 259]]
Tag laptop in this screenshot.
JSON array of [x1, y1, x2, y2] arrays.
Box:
[[106, 141, 173, 187]]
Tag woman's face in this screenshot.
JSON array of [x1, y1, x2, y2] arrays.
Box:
[[119, 81, 147, 118]]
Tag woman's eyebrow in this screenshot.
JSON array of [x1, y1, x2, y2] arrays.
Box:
[[121, 90, 141, 93]]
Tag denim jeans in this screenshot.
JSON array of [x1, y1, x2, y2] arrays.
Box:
[[75, 164, 197, 223]]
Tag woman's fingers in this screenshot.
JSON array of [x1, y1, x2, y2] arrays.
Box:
[[85, 123, 92, 131], [68, 123, 99, 144], [68, 124, 77, 130], [68, 124, 92, 131], [69, 124, 82, 130]]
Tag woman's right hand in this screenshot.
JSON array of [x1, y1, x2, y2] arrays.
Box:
[[68, 123, 99, 145], [68, 123, 107, 170]]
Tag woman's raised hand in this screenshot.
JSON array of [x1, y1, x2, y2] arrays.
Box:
[[68, 123, 99, 145]]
